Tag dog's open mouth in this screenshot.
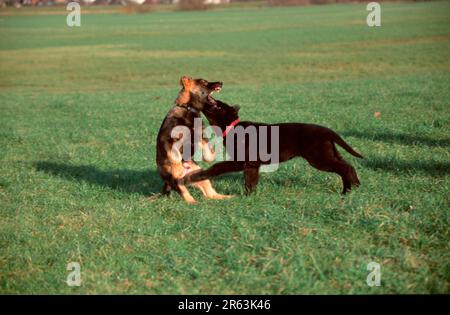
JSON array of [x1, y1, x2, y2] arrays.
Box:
[[207, 83, 222, 105]]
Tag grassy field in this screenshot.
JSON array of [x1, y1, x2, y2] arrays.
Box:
[[0, 2, 449, 294]]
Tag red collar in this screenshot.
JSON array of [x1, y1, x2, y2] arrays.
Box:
[[222, 118, 241, 137]]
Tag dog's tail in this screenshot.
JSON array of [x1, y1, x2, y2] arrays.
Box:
[[330, 132, 363, 158]]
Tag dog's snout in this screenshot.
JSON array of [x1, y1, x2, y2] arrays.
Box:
[[209, 82, 223, 90]]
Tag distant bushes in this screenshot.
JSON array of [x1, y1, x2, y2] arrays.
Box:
[[267, 0, 385, 6], [119, 3, 155, 14], [178, 0, 208, 11], [267, 0, 310, 5]]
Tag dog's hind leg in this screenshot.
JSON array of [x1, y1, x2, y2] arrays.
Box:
[[326, 160, 357, 194], [193, 180, 233, 200], [167, 177, 196, 204], [185, 161, 232, 200], [305, 145, 358, 194], [162, 182, 172, 195], [331, 143, 360, 190], [176, 184, 197, 204]]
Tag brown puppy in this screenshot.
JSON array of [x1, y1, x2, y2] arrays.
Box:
[[184, 98, 363, 194], [156, 76, 230, 203]]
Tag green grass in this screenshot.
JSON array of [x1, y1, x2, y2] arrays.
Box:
[[1, 2, 449, 294]]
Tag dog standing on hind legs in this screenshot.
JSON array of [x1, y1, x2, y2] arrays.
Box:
[[156, 76, 231, 203]]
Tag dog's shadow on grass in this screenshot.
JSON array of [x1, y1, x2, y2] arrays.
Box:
[[342, 130, 450, 148], [33, 153, 448, 199], [34, 161, 163, 196], [360, 157, 450, 177], [34, 161, 243, 197], [341, 129, 449, 177]]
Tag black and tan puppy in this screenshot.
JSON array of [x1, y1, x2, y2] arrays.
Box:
[[183, 98, 363, 194], [156, 76, 230, 203]]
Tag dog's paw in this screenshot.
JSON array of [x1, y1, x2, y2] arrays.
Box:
[[214, 194, 234, 200]]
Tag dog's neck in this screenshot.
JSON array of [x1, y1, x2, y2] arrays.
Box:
[[206, 113, 238, 130], [203, 106, 240, 138], [176, 103, 200, 115], [222, 118, 241, 138]]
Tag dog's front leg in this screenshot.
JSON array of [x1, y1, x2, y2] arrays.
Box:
[[183, 161, 246, 184], [244, 166, 260, 195]]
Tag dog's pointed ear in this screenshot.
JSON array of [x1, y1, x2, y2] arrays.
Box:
[[176, 76, 192, 106], [179, 76, 192, 88], [233, 105, 241, 112]]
